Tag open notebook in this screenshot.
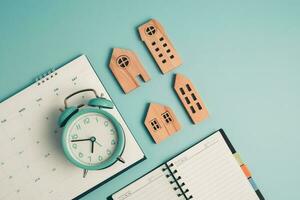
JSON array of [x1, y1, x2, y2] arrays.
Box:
[[0, 55, 145, 200], [110, 129, 264, 200]]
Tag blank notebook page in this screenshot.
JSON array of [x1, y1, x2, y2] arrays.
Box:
[[168, 131, 259, 200], [111, 166, 185, 200]]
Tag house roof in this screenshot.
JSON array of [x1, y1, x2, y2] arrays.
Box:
[[145, 103, 170, 121], [138, 19, 165, 42]]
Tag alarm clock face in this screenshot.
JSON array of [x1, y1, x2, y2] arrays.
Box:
[[62, 109, 124, 170]]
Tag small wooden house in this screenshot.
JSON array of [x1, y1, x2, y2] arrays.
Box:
[[109, 48, 150, 93], [144, 103, 181, 143]]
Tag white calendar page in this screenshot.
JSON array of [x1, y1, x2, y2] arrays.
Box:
[[0, 55, 145, 200]]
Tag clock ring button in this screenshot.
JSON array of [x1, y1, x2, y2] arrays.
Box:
[[90, 137, 96, 142]]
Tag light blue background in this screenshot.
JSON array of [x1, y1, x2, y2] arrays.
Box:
[[0, 0, 299, 199]]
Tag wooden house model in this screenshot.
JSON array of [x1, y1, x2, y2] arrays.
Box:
[[138, 19, 182, 74], [144, 103, 181, 143], [109, 48, 150, 93], [174, 74, 209, 124]]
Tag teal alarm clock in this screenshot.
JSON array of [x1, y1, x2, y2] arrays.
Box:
[[58, 89, 125, 175]]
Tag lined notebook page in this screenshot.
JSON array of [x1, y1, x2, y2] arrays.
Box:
[[111, 166, 185, 200], [167, 131, 259, 200]]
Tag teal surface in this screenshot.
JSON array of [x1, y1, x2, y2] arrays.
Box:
[[0, 0, 299, 199]]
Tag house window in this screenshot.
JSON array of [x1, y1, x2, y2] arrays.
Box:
[[117, 56, 130, 68], [185, 97, 190, 104], [186, 84, 192, 91], [150, 119, 160, 131], [191, 93, 197, 100], [196, 102, 202, 110], [162, 112, 172, 123], [179, 87, 185, 95], [190, 106, 196, 113], [146, 26, 156, 35]]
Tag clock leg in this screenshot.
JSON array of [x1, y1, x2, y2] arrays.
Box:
[[83, 169, 88, 178], [117, 157, 125, 164]]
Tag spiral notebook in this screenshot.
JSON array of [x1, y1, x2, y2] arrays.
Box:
[[0, 55, 145, 200], [110, 129, 264, 200]]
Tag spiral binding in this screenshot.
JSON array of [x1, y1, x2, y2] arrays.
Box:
[[162, 163, 193, 200], [35, 69, 58, 86]]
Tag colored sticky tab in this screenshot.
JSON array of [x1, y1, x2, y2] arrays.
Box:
[[248, 177, 258, 191], [233, 153, 243, 166], [241, 164, 252, 178]]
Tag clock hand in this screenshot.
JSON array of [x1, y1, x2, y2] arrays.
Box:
[[71, 138, 91, 142], [91, 141, 95, 153], [89, 137, 97, 153]]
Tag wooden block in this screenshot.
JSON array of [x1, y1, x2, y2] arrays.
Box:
[[144, 103, 181, 144], [174, 74, 209, 124], [109, 48, 150, 93], [138, 19, 182, 74]]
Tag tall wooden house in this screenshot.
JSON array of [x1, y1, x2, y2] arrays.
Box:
[[174, 74, 209, 124], [138, 19, 182, 74]]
